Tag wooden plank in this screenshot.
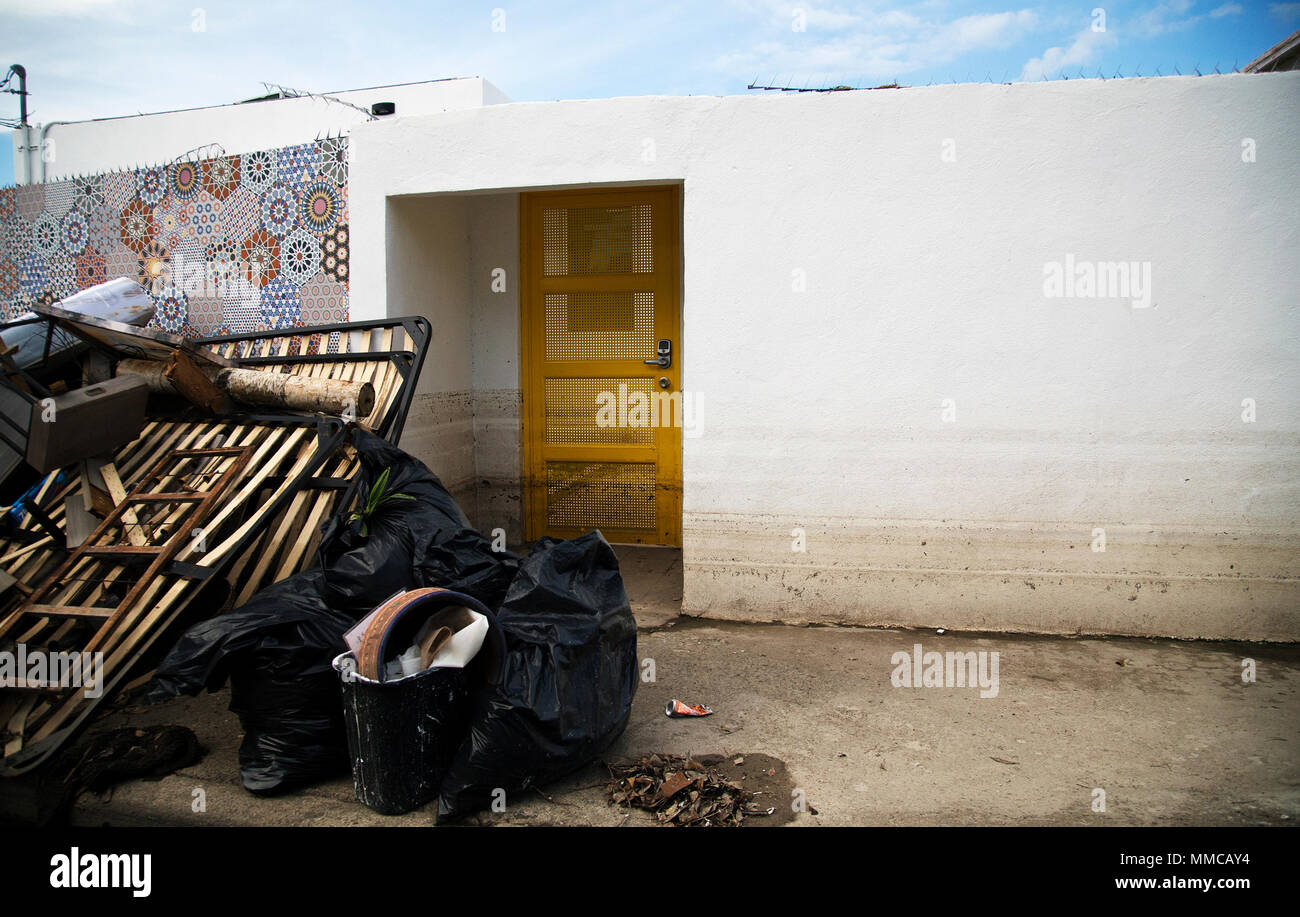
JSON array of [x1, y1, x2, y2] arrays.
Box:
[[164, 350, 232, 413], [273, 459, 355, 583], [30, 300, 233, 368], [125, 492, 206, 503], [99, 462, 148, 547], [78, 544, 164, 556], [15, 617, 49, 644], [15, 604, 114, 618]]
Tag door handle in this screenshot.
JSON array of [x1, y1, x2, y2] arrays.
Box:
[[644, 339, 672, 369]]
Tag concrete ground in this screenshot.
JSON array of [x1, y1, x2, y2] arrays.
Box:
[[10, 546, 1300, 827]]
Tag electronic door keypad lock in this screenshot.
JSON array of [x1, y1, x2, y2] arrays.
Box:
[[644, 339, 672, 369]]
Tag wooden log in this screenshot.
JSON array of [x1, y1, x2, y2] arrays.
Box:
[[117, 358, 173, 392], [218, 367, 374, 418], [117, 358, 373, 418]]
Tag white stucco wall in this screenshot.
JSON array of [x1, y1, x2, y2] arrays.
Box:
[[466, 194, 523, 542], [350, 73, 1300, 640], [382, 191, 522, 538], [10, 78, 507, 183], [384, 194, 475, 508]]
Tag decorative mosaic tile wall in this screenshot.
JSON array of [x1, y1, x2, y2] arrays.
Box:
[[0, 137, 350, 336]]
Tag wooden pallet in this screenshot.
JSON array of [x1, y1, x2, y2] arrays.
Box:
[[0, 422, 353, 771], [0, 445, 253, 656], [0, 320, 428, 773]]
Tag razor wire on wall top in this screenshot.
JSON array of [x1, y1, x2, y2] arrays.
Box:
[[747, 61, 1253, 92]]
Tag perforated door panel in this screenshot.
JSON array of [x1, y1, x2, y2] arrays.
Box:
[[542, 204, 654, 275], [544, 292, 654, 361], [545, 461, 657, 530], [544, 378, 656, 445]]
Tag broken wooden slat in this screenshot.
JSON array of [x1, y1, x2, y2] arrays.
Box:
[[16, 604, 114, 619], [77, 544, 165, 556], [99, 462, 148, 547], [124, 492, 206, 503]]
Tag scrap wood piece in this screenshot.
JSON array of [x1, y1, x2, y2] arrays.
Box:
[[98, 462, 148, 547], [62, 496, 97, 549], [164, 351, 232, 414], [119, 353, 231, 414], [605, 753, 773, 827], [79, 458, 115, 516], [0, 567, 31, 597]]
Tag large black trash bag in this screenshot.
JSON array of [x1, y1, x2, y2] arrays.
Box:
[[319, 431, 520, 615], [146, 569, 356, 795], [148, 429, 521, 796], [436, 531, 638, 821]]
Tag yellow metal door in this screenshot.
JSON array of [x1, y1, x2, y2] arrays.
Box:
[[521, 186, 682, 546]]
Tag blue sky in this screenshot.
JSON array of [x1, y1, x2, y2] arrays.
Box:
[[2, 0, 1297, 184]]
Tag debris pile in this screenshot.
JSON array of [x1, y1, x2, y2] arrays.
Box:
[[0, 280, 431, 775], [606, 753, 776, 827], [3, 279, 642, 824], [48, 724, 202, 798]]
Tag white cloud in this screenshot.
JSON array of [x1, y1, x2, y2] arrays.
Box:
[[727, 0, 867, 31], [1019, 26, 1116, 81], [1132, 0, 1207, 36], [941, 11, 1037, 54], [716, 6, 1038, 82], [1210, 3, 1244, 17], [1269, 2, 1300, 21], [0, 0, 129, 17]]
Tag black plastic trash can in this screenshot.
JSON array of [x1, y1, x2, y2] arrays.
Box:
[[332, 592, 502, 816]]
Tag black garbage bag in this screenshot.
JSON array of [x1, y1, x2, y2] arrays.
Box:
[[318, 431, 519, 616], [148, 430, 522, 796], [146, 569, 356, 795], [436, 531, 638, 821]]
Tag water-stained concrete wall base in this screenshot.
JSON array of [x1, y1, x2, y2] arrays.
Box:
[[398, 391, 474, 505], [683, 516, 1300, 641], [472, 389, 523, 544], [394, 390, 523, 540]]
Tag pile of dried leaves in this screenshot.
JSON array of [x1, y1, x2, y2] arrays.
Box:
[[605, 753, 776, 827]]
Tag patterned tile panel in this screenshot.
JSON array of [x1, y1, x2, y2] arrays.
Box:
[[0, 138, 349, 333]]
